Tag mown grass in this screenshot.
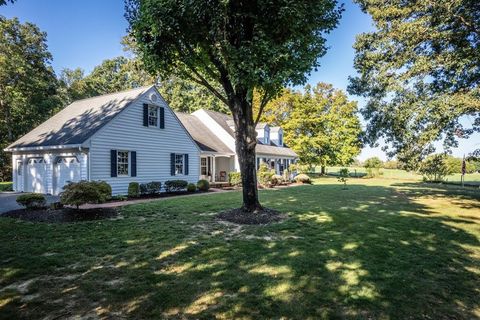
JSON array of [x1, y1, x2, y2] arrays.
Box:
[[0, 178, 479, 319], [326, 166, 480, 185], [0, 182, 12, 192]]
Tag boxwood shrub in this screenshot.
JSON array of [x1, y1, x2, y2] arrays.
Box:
[[128, 182, 140, 198], [187, 183, 197, 193], [197, 179, 210, 191], [16, 193, 46, 210], [165, 180, 188, 192], [140, 181, 162, 195]]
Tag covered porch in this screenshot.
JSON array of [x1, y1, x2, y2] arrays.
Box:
[[200, 154, 236, 184], [256, 155, 296, 176]]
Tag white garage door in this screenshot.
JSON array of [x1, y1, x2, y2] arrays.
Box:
[[54, 156, 80, 195], [26, 158, 47, 193]]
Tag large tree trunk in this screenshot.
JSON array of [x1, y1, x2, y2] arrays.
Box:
[[231, 95, 262, 212]]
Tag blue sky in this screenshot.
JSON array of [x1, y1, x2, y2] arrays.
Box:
[[2, 0, 478, 160]]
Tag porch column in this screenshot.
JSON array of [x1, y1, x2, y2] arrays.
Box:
[[212, 155, 216, 182]]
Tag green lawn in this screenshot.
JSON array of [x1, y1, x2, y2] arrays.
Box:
[[325, 166, 480, 185], [1, 178, 479, 319], [0, 182, 12, 192]]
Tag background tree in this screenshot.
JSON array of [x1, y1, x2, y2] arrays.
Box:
[[364, 156, 383, 178], [349, 0, 480, 168], [127, 0, 342, 212], [0, 17, 59, 180], [258, 83, 362, 173]]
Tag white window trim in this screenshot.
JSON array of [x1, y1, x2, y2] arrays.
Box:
[[117, 150, 130, 176], [148, 105, 159, 127], [175, 153, 184, 175]]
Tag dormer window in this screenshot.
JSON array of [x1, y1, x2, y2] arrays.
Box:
[[264, 127, 270, 144], [278, 131, 283, 146]]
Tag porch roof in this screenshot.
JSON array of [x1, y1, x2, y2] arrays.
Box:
[[175, 112, 234, 155]]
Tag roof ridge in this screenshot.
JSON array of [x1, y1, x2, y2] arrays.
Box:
[[70, 85, 154, 104]]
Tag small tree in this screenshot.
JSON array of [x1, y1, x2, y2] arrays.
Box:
[[338, 168, 349, 189], [418, 154, 453, 182], [364, 157, 383, 178]]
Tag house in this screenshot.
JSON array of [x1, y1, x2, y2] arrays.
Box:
[[180, 109, 297, 184], [5, 86, 200, 195], [5, 86, 297, 195]]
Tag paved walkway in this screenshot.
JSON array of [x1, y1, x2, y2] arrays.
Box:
[[0, 192, 59, 214], [80, 188, 232, 209]]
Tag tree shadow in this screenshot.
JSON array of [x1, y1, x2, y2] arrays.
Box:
[[0, 183, 479, 319]]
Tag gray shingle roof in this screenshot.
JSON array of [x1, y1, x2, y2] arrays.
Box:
[[199, 109, 297, 158], [7, 86, 153, 150], [175, 112, 234, 154]]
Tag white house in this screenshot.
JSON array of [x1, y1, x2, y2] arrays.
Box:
[[5, 86, 200, 195], [5, 85, 297, 195]]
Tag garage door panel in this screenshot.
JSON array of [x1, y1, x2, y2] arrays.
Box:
[[27, 158, 47, 193], [55, 157, 80, 194]]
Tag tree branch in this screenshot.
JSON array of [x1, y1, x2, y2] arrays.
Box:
[[254, 91, 271, 126]]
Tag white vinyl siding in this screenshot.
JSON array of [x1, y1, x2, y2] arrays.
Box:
[[89, 87, 200, 195]]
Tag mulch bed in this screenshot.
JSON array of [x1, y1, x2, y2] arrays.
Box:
[[217, 207, 286, 225], [2, 207, 118, 223]]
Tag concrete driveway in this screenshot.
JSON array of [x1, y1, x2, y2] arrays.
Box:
[[0, 193, 59, 214]]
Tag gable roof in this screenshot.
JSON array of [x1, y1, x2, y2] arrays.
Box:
[[7, 86, 153, 150], [199, 109, 297, 158], [175, 112, 234, 154]]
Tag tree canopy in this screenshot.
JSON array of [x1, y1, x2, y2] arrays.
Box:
[[0, 17, 59, 180], [127, 0, 343, 212], [349, 0, 480, 168], [256, 83, 363, 170]]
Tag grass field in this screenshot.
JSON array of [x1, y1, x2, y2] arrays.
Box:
[[325, 166, 480, 186], [0, 182, 12, 192], [1, 178, 479, 319]]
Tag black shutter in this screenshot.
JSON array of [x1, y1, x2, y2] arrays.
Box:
[[131, 151, 137, 177], [170, 153, 175, 176], [143, 104, 148, 126], [110, 150, 117, 177], [160, 107, 165, 129], [184, 154, 189, 175]]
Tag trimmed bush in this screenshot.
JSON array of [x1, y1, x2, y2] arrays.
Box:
[[92, 181, 112, 200], [187, 183, 197, 192], [228, 172, 241, 186], [271, 174, 283, 186], [60, 181, 106, 209], [295, 173, 311, 184], [16, 193, 46, 210], [257, 163, 274, 186], [165, 180, 188, 192], [197, 179, 210, 191], [128, 182, 140, 198], [140, 181, 162, 195]]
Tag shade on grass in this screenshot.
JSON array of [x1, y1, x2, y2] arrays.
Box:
[[0, 178, 479, 319]]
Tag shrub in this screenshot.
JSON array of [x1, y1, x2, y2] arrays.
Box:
[[197, 179, 210, 191], [257, 163, 274, 186], [165, 180, 188, 192], [140, 181, 162, 195], [295, 173, 311, 184], [383, 160, 399, 169], [187, 183, 197, 192], [128, 182, 140, 198], [0, 182, 13, 192], [60, 181, 106, 209], [228, 172, 242, 186], [271, 174, 283, 186], [16, 193, 46, 210], [92, 181, 112, 200]]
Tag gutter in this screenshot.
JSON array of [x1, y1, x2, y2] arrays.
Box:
[[4, 144, 84, 152]]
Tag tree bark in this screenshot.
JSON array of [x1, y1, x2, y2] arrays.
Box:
[[321, 165, 326, 175], [230, 95, 262, 212]]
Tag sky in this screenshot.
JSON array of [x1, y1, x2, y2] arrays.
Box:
[[1, 0, 478, 160]]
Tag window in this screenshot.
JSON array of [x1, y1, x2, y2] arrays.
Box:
[[148, 105, 158, 127], [117, 151, 129, 176], [278, 132, 283, 146], [201, 157, 207, 175], [175, 154, 184, 175], [17, 161, 23, 176], [264, 128, 270, 144]]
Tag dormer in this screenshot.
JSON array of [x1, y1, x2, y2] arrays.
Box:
[[270, 126, 283, 147], [256, 123, 270, 144]]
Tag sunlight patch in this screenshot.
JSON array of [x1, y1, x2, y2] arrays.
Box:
[[156, 243, 192, 260], [342, 243, 359, 251], [249, 265, 292, 277], [264, 281, 294, 301], [184, 290, 223, 315]]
